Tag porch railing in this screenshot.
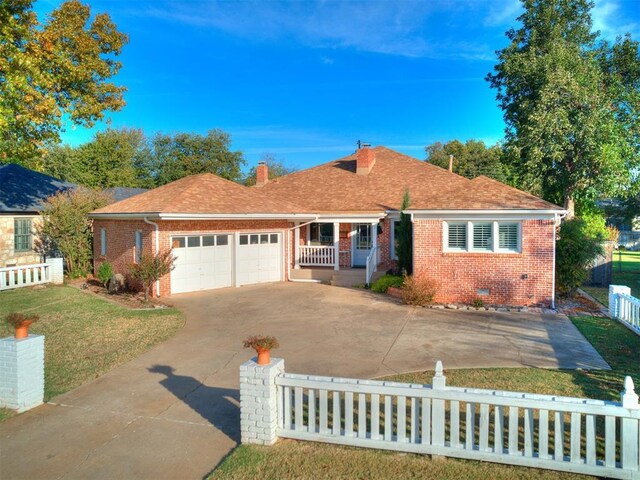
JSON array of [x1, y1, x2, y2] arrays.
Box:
[[365, 246, 378, 286], [299, 245, 336, 267], [610, 285, 640, 337]]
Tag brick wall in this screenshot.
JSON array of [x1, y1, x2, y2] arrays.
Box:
[[413, 219, 555, 307], [93, 219, 292, 297]]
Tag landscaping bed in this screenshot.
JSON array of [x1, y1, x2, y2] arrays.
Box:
[[210, 314, 638, 479], [0, 285, 184, 421], [67, 277, 173, 310]]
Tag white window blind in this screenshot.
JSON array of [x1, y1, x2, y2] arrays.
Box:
[[499, 223, 518, 251], [448, 224, 467, 249], [473, 223, 492, 251]]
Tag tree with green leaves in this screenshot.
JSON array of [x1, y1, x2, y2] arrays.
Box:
[[0, 1, 128, 165], [151, 129, 245, 185], [486, 0, 639, 217], [396, 190, 413, 275], [244, 153, 297, 186], [36, 188, 113, 277], [425, 139, 512, 184]]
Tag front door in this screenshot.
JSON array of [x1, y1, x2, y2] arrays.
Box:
[[352, 223, 372, 267]]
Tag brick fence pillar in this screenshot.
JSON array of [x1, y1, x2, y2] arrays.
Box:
[[609, 285, 631, 319], [0, 335, 45, 412], [239, 357, 284, 445]]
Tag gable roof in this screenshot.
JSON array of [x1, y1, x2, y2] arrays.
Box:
[[261, 147, 561, 213], [91, 172, 307, 217], [0, 163, 75, 213]]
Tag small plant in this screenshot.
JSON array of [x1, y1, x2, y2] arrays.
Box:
[[97, 261, 113, 288], [243, 335, 279, 351], [5, 312, 39, 328], [129, 250, 176, 302], [401, 274, 437, 306], [472, 298, 485, 309], [370, 274, 404, 293]]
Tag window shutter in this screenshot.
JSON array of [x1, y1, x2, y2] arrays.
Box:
[[448, 224, 467, 249], [473, 223, 492, 250], [499, 224, 518, 251]]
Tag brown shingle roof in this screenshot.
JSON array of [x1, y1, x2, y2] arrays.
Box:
[[92, 173, 305, 215], [261, 147, 561, 212]]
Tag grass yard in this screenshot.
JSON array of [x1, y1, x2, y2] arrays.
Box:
[[582, 249, 640, 306], [210, 315, 639, 480], [0, 285, 184, 421]]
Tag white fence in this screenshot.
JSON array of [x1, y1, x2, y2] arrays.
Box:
[[0, 258, 63, 291], [365, 245, 378, 286], [298, 245, 336, 267], [610, 285, 640, 336], [240, 359, 640, 479], [619, 231, 640, 251]]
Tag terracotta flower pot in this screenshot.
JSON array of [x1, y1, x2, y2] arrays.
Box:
[[256, 348, 271, 365], [15, 320, 33, 339]]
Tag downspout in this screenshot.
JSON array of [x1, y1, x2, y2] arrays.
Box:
[[144, 217, 160, 297], [551, 212, 568, 309], [287, 218, 320, 283]]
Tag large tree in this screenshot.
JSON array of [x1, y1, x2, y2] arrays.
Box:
[[425, 139, 512, 184], [0, 0, 128, 165], [151, 129, 245, 185], [486, 0, 639, 217], [244, 153, 297, 186]]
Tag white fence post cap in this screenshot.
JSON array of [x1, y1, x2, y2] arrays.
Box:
[[432, 360, 446, 390], [621, 376, 639, 408]]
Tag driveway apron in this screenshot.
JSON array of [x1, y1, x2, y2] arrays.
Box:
[[0, 283, 608, 479]]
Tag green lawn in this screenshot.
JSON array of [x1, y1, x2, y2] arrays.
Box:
[[582, 249, 640, 306], [210, 315, 639, 479], [0, 285, 184, 421]]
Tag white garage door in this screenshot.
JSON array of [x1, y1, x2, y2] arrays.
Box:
[[236, 233, 282, 286], [171, 234, 232, 294]]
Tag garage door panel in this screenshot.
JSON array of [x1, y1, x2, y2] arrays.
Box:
[[170, 235, 232, 294], [237, 232, 282, 286]]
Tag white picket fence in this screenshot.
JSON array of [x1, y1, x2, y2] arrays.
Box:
[[610, 285, 640, 336], [0, 259, 64, 291], [272, 362, 640, 479], [365, 245, 379, 286], [298, 245, 336, 267]]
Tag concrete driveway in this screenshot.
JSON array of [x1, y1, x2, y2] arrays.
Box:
[[1, 283, 608, 480]]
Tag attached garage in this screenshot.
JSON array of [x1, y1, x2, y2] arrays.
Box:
[[170, 231, 283, 294]]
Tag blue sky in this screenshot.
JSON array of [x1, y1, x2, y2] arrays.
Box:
[[36, 0, 640, 172]]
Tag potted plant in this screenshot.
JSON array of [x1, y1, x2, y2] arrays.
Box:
[[5, 312, 40, 339], [243, 335, 279, 365]]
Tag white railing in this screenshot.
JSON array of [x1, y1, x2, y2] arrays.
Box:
[[0, 263, 50, 291], [299, 246, 336, 267], [275, 361, 640, 479], [365, 246, 378, 286], [610, 285, 640, 336]]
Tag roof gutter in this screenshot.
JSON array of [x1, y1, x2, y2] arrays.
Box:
[[143, 217, 160, 298], [406, 209, 566, 215]]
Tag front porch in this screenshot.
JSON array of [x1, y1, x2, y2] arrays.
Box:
[[291, 219, 394, 285]]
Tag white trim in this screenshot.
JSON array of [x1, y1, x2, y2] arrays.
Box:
[[89, 212, 318, 221], [407, 209, 565, 215], [314, 214, 386, 223]]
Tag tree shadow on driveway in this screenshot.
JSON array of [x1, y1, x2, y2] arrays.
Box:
[[148, 365, 240, 443]]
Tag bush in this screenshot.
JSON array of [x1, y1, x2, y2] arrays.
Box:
[[401, 274, 437, 306], [129, 250, 176, 302], [97, 261, 113, 287], [556, 218, 603, 297], [472, 298, 484, 309], [370, 274, 404, 293]]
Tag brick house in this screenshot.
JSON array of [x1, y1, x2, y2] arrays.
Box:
[[0, 164, 74, 267], [90, 146, 565, 307]]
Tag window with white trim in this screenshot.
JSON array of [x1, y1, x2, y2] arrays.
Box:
[[135, 230, 143, 263], [100, 228, 107, 256], [444, 221, 521, 253]]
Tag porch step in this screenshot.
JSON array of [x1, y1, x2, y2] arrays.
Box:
[[329, 270, 384, 288]]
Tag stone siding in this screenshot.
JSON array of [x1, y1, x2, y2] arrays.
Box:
[[0, 215, 42, 267]]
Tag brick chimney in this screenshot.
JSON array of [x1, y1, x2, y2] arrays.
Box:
[[356, 145, 375, 175], [256, 161, 268, 186]]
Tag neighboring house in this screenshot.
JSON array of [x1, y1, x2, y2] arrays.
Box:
[[105, 187, 150, 203], [90, 146, 565, 307], [0, 164, 74, 267]]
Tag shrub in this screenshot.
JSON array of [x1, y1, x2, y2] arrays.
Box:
[[5, 312, 39, 328], [129, 250, 176, 302], [401, 274, 437, 306], [97, 261, 113, 287], [370, 274, 404, 293], [243, 335, 279, 351], [556, 218, 603, 297], [472, 298, 484, 309]]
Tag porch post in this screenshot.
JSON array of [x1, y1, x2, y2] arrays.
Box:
[[294, 223, 300, 269], [371, 221, 378, 271], [333, 222, 340, 271]]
